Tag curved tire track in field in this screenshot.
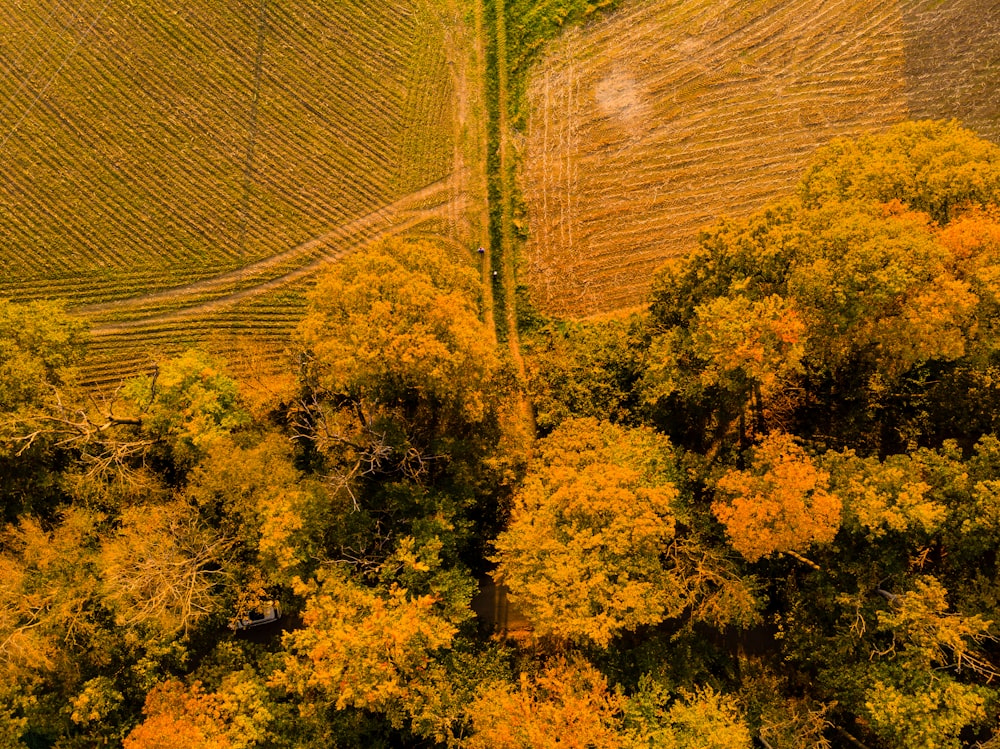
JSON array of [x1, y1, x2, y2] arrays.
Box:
[[82, 171, 465, 335]]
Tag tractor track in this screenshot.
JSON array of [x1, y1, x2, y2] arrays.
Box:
[[81, 171, 465, 333]]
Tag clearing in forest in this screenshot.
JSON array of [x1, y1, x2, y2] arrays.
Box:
[[522, 0, 1000, 316], [0, 0, 487, 385]]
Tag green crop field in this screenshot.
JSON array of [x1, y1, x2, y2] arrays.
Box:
[[0, 0, 487, 384], [519, 0, 1000, 316]]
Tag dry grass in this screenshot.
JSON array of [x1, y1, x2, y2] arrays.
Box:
[[522, 0, 1000, 316]]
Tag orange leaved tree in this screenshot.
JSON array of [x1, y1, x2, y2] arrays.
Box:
[[712, 432, 841, 563]]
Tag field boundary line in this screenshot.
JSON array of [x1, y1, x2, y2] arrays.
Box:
[[490, 0, 535, 434]]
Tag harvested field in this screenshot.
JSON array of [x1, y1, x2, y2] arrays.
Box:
[[0, 0, 487, 385], [522, 0, 1000, 316], [902, 1, 1000, 132]]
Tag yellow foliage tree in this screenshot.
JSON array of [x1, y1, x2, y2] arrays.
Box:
[[861, 667, 987, 749], [273, 567, 456, 730], [99, 501, 232, 636], [876, 576, 994, 676], [822, 449, 948, 540], [626, 684, 752, 749], [938, 207, 1000, 341], [787, 201, 977, 379], [185, 434, 328, 585], [493, 418, 682, 645], [713, 433, 841, 562], [466, 659, 752, 749], [495, 418, 758, 646], [465, 658, 625, 749], [124, 672, 273, 749], [0, 508, 101, 676], [295, 237, 503, 482], [646, 123, 1000, 450], [123, 349, 249, 472], [689, 295, 806, 399], [799, 119, 1000, 223], [0, 299, 86, 417]]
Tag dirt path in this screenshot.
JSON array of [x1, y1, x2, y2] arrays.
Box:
[[447, 0, 496, 341], [88, 206, 459, 335], [491, 0, 536, 435]]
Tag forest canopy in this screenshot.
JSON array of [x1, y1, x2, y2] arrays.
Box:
[[3, 121, 1000, 748]]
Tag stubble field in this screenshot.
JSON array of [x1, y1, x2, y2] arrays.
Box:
[[521, 0, 1000, 316]]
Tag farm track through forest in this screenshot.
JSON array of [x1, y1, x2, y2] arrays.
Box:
[[484, 0, 536, 436]]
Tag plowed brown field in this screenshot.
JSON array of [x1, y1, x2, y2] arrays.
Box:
[[522, 0, 1000, 316]]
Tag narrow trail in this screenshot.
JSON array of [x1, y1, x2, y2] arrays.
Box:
[[446, 0, 495, 343], [82, 172, 463, 331], [491, 0, 537, 436]]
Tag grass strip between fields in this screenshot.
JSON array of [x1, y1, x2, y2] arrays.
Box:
[[483, 0, 623, 340], [483, 0, 509, 343]]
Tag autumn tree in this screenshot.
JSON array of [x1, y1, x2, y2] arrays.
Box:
[[124, 672, 274, 749], [295, 237, 506, 485], [292, 237, 523, 592], [273, 566, 457, 736], [736, 658, 832, 749], [799, 119, 1000, 223], [822, 447, 948, 541], [0, 299, 86, 416], [645, 122, 1000, 453], [0, 299, 87, 518], [818, 435, 1000, 632], [0, 508, 101, 678], [0, 508, 145, 746], [465, 658, 626, 749], [0, 346, 250, 526], [520, 314, 645, 433], [184, 434, 332, 589], [855, 579, 993, 748], [494, 418, 758, 646], [98, 500, 233, 637], [122, 349, 250, 476], [0, 347, 267, 745], [644, 293, 805, 443], [624, 678, 752, 749], [765, 437, 1000, 748], [712, 433, 841, 563], [466, 658, 752, 749], [860, 665, 988, 749]]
